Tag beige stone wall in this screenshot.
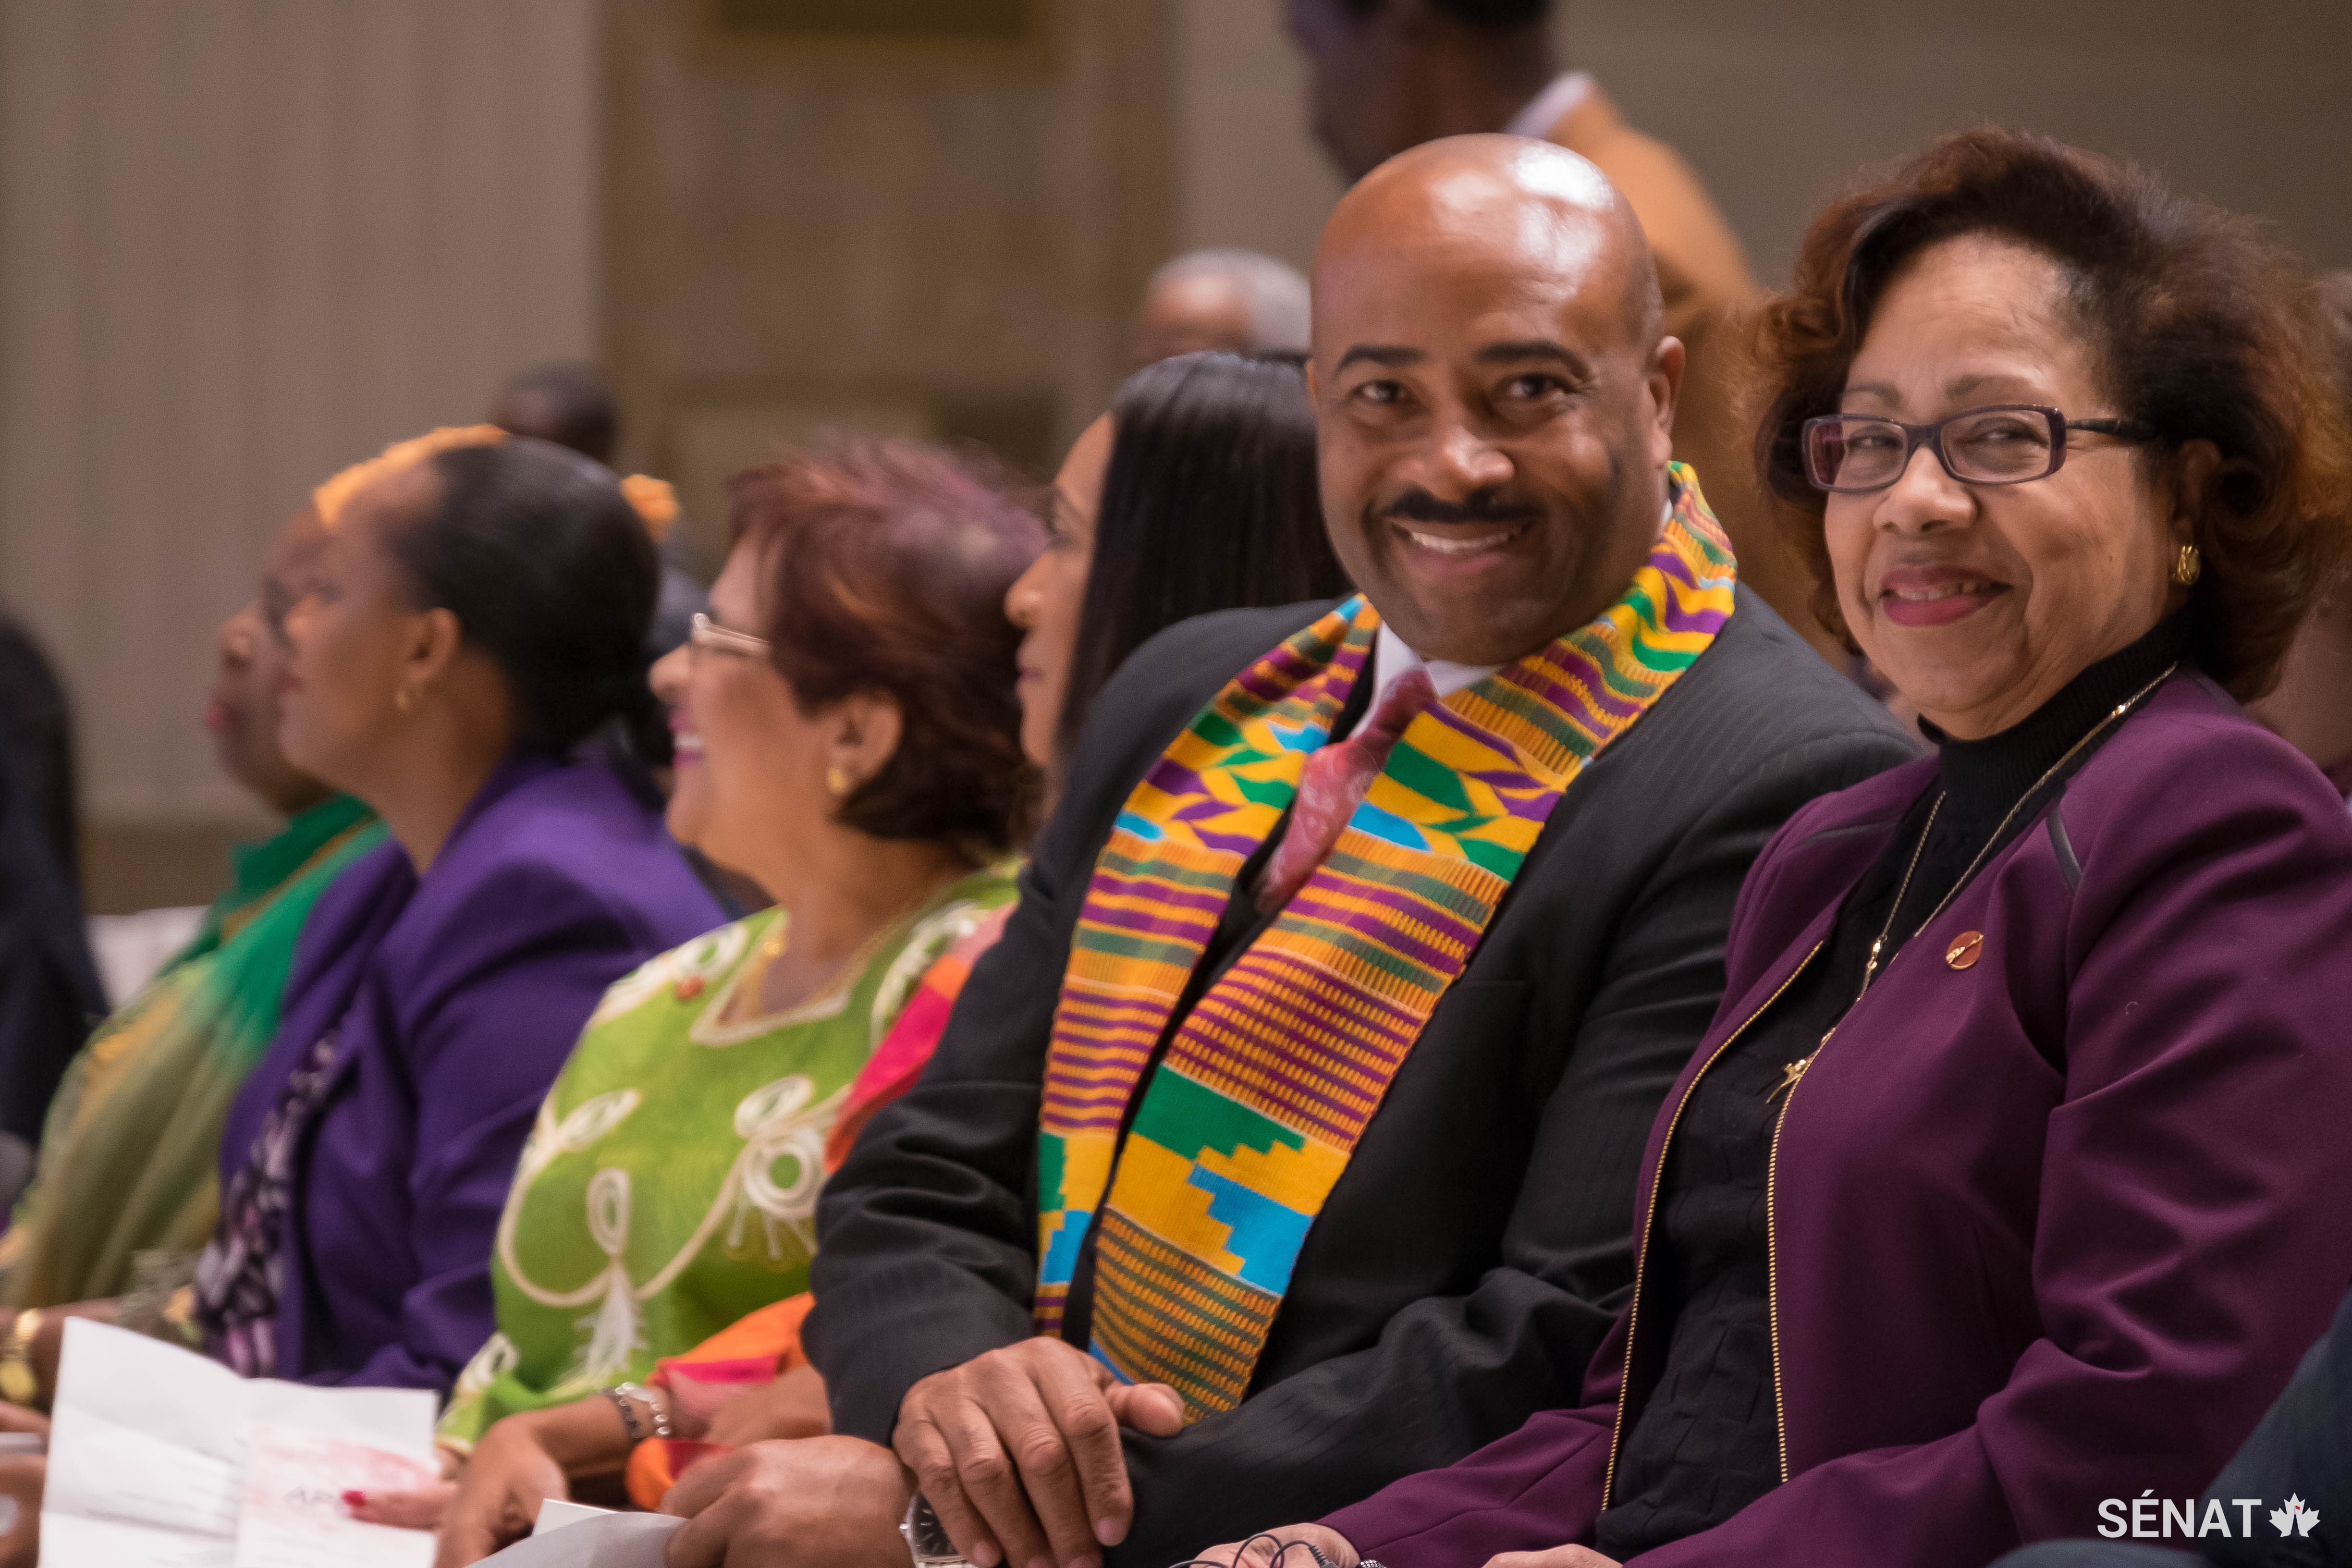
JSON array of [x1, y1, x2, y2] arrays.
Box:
[[1580, 1, 2352, 286], [1172, 0, 1343, 276], [602, 0, 1176, 575], [12, 0, 2352, 910], [0, 0, 602, 906], [1172, 1, 2352, 280]]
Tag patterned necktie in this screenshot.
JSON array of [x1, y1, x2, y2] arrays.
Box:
[[1255, 664, 1441, 914]]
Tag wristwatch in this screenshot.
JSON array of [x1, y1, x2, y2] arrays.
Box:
[[0, 1309, 44, 1406], [902, 1494, 970, 1568]]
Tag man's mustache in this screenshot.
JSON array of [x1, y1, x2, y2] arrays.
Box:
[[1377, 489, 1544, 527]]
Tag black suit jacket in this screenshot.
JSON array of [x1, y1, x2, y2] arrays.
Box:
[[807, 588, 1917, 1565]]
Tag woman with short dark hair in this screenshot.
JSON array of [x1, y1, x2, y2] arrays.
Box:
[[1218, 127, 2352, 1568]]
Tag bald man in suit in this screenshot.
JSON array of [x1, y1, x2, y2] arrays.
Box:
[[1283, 0, 1838, 662]]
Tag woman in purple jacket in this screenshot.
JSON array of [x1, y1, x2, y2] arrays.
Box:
[[1210, 129, 2352, 1568], [185, 428, 722, 1392]]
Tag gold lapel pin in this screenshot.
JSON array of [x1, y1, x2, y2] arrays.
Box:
[[1945, 931, 1984, 970]]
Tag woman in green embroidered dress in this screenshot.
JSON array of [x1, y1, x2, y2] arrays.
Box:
[[417, 360, 1348, 1564], [389, 437, 1041, 1553]]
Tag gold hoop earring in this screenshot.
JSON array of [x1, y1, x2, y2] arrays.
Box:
[[394, 686, 416, 714], [2171, 543, 2203, 587], [825, 765, 852, 798]]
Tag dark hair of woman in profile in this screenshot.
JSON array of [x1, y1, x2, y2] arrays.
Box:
[[1753, 126, 2352, 699], [1057, 349, 1351, 759], [392, 436, 663, 758]]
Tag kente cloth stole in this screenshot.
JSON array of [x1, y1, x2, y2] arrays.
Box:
[[1032, 465, 1738, 1420]]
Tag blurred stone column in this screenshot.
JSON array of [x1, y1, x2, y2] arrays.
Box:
[[0, 0, 600, 907], [601, 0, 1176, 576]]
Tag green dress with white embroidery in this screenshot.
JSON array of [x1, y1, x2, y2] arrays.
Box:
[[437, 865, 1017, 1448]]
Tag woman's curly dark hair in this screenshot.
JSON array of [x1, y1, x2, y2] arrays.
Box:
[[1754, 126, 2352, 698], [728, 434, 1044, 854]]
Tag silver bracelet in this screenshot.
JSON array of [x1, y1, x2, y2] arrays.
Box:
[[611, 1381, 674, 1440], [603, 1385, 644, 1445]]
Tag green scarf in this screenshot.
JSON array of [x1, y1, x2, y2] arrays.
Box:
[[0, 794, 384, 1308]]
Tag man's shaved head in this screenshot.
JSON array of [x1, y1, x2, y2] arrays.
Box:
[[1319, 135, 1664, 358], [1305, 134, 1684, 665]]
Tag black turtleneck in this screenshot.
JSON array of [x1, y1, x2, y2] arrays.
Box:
[[1593, 614, 2189, 1560]]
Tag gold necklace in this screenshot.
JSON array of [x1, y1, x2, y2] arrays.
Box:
[[735, 867, 968, 1022], [1769, 661, 2177, 1101], [1769, 797, 1938, 1102]]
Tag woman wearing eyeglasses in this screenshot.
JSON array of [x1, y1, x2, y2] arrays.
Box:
[[409, 355, 1354, 1566], [1208, 129, 2352, 1568], [398, 437, 1038, 1560]]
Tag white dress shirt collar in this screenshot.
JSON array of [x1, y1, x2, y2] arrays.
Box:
[[1371, 622, 1499, 713], [1363, 498, 1673, 713]]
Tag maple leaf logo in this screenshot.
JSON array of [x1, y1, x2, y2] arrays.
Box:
[[2270, 1496, 2321, 1538]]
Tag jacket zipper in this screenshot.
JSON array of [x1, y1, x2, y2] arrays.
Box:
[[1602, 939, 1825, 1510], [1764, 1027, 1822, 1483]]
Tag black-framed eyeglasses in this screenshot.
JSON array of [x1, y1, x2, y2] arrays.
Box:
[[1802, 404, 2156, 493]]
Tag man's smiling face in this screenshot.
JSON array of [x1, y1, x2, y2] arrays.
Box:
[[1309, 136, 1682, 666]]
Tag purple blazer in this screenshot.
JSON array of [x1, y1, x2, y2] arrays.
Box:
[[219, 755, 721, 1391], [1327, 673, 2352, 1567]]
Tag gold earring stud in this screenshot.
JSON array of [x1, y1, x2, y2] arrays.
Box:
[[2171, 543, 2203, 587], [825, 765, 851, 798]]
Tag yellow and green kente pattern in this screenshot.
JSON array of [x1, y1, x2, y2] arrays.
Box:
[[1034, 465, 1738, 1419]]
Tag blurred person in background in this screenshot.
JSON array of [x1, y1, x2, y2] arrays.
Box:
[[489, 362, 620, 468], [1281, 0, 1838, 660], [0, 735, 101, 1216], [0, 611, 78, 889], [1136, 252, 1314, 365], [0, 607, 101, 1205], [2250, 271, 2352, 798], [490, 360, 705, 660], [413, 438, 1038, 1560], [0, 505, 386, 1336]]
